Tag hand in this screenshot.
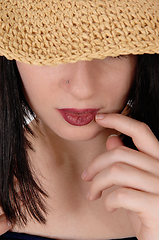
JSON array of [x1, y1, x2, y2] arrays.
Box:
[[0, 208, 12, 235], [82, 113, 159, 240]]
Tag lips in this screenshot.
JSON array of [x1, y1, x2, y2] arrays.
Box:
[[58, 108, 100, 126]]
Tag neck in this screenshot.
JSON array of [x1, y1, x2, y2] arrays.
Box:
[[20, 120, 133, 240], [26, 119, 116, 185]]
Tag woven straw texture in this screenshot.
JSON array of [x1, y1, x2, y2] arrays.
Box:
[[0, 0, 159, 66]]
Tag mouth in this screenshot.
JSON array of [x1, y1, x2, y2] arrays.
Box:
[[57, 108, 100, 126]]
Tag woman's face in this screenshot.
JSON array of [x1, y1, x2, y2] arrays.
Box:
[[16, 56, 137, 141]]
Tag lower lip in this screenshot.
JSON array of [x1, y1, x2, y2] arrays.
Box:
[[58, 109, 99, 126]]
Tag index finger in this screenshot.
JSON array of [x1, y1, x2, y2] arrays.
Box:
[[96, 113, 159, 159]]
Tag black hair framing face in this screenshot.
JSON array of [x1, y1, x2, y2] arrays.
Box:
[[0, 54, 159, 225], [0, 57, 47, 226]]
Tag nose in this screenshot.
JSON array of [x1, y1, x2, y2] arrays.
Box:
[[61, 60, 97, 100]]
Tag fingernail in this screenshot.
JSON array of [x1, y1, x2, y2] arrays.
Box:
[[107, 134, 118, 139], [7, 221, 12, 228], [95, 114, 105, 120], [81, 170, 87, 179]]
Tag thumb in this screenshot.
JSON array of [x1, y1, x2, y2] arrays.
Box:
[[106, 135, 124, 151]]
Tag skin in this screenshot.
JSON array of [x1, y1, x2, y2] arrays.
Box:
[[16, 56, 136, 142], [0, 214, 12, 235], [2, 55, 159, 239], [83, 114, 159, 240]]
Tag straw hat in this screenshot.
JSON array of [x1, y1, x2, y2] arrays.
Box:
[[0, 0, 159, 66]]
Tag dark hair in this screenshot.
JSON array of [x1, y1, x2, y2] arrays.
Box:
[[0, 54, 159, 225], [0, 57, 47, 226], [122, 54, 159, 148]]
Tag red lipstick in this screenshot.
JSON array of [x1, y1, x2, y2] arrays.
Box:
[[58, 108, 100, 126]]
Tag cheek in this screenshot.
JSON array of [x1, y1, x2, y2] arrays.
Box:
[[17, 68, 46, 111], [20, 75, 39, 106], [23, 80, 53, 114], [117, 60, 136, 96], [16, 62, 50, 106], [106, 68, 135, 111]]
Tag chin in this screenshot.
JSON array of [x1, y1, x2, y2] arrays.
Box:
[[54, 122, 104, 142]]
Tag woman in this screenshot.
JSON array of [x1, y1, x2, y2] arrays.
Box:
[[0, 0, 159, 239]]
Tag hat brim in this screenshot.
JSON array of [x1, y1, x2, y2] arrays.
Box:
[[0, 0, 159, 66]]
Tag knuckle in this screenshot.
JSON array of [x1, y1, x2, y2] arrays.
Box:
[[138, 121, 150, 133], [128, 119, 150, 135], [133, 121, 150, 136], [108, 162, 123, 177], [111, 146, 127, 159], [115, 188, 127, 201], [87, 160, 98, 176]]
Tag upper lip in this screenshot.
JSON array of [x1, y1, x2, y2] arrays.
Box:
[[58, 108, 100, 114]]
